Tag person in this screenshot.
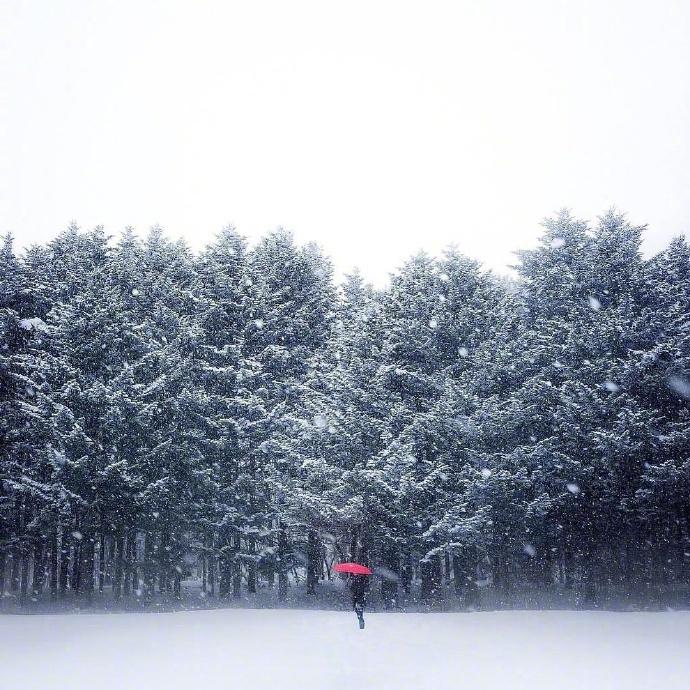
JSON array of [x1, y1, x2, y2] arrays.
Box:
[[350, 574, 367, 629]]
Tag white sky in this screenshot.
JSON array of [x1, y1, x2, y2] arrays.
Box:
[[1, 0, 689, 284]]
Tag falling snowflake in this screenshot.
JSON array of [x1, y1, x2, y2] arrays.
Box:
[[72, 531, 83, 541], [604, 380, 620, 392], [254, 319, 264, 329], [131, 288, 140, 296], [667, 375, 690, 400], [313, 414, 328, 429], [481, 468, 492, 478], [550, 237, 566, 249], [588, 296, 601, 311], [374, 566, 401, 582], [529, 435, 537, 442], [458, 347, 469, 357], [566, 482, 580, 494], [439, 273, 450, 282], [523, 544, 536, 557], [152, 511, 160, 518], [429, 318, 438, 329], [19, 317, 48, 332]]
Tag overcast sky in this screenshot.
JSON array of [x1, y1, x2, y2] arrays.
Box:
[[1, 0, 689, 284]]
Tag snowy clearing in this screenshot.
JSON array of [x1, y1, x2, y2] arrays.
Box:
[[2, 609, 689, 690]]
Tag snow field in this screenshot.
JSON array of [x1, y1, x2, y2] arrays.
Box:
[[1, 609, 690, 690]]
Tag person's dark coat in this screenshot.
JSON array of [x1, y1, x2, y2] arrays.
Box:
[[350, 575, 367, 609]]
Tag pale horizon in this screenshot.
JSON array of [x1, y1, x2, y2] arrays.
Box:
[[2, 0, 689, 285]]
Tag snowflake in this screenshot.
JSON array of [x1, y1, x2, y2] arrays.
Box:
[[18, 317, 48, 332], [668, 375, 690, 400]]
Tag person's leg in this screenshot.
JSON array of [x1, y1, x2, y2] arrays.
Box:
[[355, 603, 365, 628]]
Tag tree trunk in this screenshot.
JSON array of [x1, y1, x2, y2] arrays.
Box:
[[9, 498, 22, 596], [247, 537, 257, 594], [232, 535, 242, 599], [420, 555, 442, 604], [114, 533, 124, 599], [129, 529, 138, 595], [144, 531, 155, 599], [219, 545, 231, 598], [201, 536, 207, 595], [278, 525, 289, 602], [0, 550, 5, 597], [401, 555, 412, 596], [158, 531, 169, 594], [208, 534, 216, 597], [59, 530, 70, 597], [453, 551, 479, 609], [444, 551, 452, 587], [72, 536, 82, 595], [80, 533, 95, 604], [265, 533, 275, 590], [18, 547, 29, 603], [209, 555, 216, 597], [50, 529, 58, 599], [306, 529, 319, 595], [10, 549, 21, 595], [32, 539, 45, 598], [19, 500, 30, 604], [98, 534, 106, 593]]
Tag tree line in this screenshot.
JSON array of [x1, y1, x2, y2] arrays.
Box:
[[1, 210, 689, 609]]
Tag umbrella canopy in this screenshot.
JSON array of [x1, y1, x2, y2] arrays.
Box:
[[333, 562, 373, 576]]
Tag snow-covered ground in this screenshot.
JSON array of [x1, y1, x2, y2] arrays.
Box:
[[2, 609, 689, 690]]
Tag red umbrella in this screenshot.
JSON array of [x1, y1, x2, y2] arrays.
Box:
[[333, 562, 373, 576]]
